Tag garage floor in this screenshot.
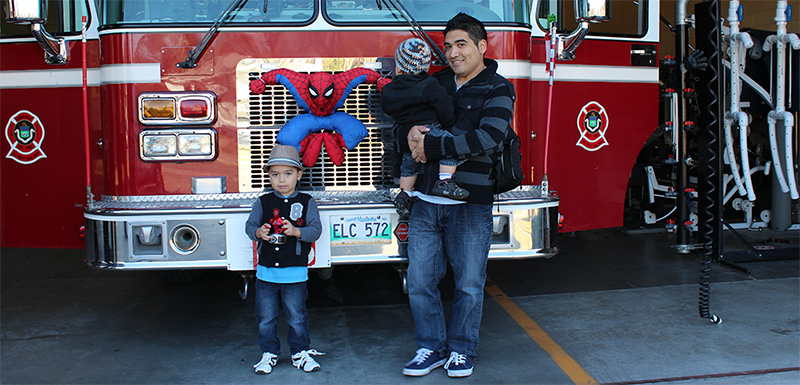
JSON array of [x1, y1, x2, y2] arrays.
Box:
[[1, 227, 798, 384]]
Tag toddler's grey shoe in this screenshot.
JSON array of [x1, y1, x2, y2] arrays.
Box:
[[432, 179, 469, 200], [394, 190, 414, 219]]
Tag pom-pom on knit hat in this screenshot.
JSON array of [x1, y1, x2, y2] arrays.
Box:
[[395, 38, 431, 75]]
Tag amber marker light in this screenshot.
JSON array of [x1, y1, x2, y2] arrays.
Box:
[[142, 98, 176, 119]]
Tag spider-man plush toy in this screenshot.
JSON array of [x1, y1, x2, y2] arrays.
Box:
[[249, 68, 390, 167]]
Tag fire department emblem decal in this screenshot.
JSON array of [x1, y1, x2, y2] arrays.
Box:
[[576, 101, 609, 151], [5, 110, 47, 164]]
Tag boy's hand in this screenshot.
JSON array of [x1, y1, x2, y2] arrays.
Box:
[[282, 221, 301, 239], [256, 224, 272, 240]]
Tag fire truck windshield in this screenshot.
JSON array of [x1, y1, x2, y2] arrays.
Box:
[[99, 0, 528, 25], [324, 0, 528, 24], [100, 0, 316, 25]]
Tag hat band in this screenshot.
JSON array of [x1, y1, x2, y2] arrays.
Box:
[[267, 157, 302, 167]]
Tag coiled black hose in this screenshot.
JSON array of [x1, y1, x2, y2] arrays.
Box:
[[698, 0, 722, 325]]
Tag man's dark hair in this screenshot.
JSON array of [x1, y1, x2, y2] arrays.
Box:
[[444, 12, 488, 46]]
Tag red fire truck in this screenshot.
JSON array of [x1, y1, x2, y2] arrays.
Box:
[[1, 0, 657, 284]]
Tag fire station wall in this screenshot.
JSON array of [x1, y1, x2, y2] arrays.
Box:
[[659, 0, 800, 58]]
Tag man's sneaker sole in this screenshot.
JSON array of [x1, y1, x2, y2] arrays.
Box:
[[446, 366, 474, 377], [402, 358, 445, 376]]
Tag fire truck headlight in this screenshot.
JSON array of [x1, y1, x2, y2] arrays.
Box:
[[140, 129, 216, 161], [178, 134, 213, 156], [142, 135, 177, 157]]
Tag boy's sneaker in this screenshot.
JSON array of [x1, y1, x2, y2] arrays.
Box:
[[253, 352, 278, 375], [432, 179, 470, 200], [394, 190, 414, 219], [444, 351, 474, 377], [402, 348, 446, 376], [292, 349, 324, 372]]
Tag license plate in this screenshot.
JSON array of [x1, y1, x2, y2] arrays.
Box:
[[330, 214, 392, 246]]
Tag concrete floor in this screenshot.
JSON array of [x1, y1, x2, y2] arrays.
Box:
[[1, 228, 798, 384]]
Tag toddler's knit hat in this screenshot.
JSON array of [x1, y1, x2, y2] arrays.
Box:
[[395, 38, 431, 75]]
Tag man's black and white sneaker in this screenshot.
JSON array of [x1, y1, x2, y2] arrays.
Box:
[[402, 348, 446, 376], [254, 352, 278, 374], [444, 351, 474, 377]]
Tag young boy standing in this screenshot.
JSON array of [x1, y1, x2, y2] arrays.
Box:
[[381, 38, 469, 218], [245, 144, 323, 374]]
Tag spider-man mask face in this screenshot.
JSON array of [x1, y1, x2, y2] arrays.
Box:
[[307, 72, 336, 116]]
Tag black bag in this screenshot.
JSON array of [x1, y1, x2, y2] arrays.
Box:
[[492, 129, 524, 194]]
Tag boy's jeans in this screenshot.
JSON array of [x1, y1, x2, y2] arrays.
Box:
[[407, 200, 492, 359], [255, 280, 310, 355]]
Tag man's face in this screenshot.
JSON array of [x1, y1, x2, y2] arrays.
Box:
[[444, 29, 487, 82]]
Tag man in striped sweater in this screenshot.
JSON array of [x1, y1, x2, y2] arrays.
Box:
[[399, 13, 516, 379]]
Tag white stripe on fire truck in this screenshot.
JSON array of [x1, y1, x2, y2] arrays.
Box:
[[496, 60, 658, 84], [2, 61, 655, 88], [0, 63, 161, 89], [530, 63, 658, 83]]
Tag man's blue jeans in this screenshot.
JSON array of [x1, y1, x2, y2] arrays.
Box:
[[407, 200, 493, 359], [255, 280, 310, 355]]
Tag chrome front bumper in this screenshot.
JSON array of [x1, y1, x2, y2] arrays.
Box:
[[85, 187, 558, 270]]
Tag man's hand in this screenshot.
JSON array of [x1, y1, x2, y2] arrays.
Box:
[[408, 125, 429, 163]]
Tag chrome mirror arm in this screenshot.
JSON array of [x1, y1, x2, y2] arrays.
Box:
[[31, 23, 68, 65], [557, 21, 589, 61]]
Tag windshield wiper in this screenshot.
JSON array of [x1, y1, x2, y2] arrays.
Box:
[[376, 0, 447, 66], [178, 0, 249, 69]]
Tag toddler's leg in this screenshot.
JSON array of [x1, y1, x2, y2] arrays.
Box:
[[400, 175, 418, 192], [395, 153, 419, 218]]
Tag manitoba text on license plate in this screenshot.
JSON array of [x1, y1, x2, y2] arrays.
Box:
[[330, 214, 392, 246]]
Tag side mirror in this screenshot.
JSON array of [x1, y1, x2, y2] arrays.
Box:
[[3, 0, 69, 65], [576, 0, 611, 23], [556, 0, 612, 61], [5, 0, 46, 23]]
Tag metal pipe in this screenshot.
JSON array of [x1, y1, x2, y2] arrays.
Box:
[[674, 0, 690, 250], [723, 117, 747, 195], [725, 0, 757, 201]]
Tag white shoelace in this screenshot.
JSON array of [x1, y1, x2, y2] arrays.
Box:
[[293, 349, 325, 369], [444, 351, 467, 369], [407, 348, 435, 365], [254, 352, 277, 368]]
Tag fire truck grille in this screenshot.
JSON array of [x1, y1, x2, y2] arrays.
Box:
[[241, 125, 396, 191], [238, 64, 398, 192], [248, 82, 387, 126]]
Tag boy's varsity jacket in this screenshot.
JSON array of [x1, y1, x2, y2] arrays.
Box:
[[245, 191, 322, 268]]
